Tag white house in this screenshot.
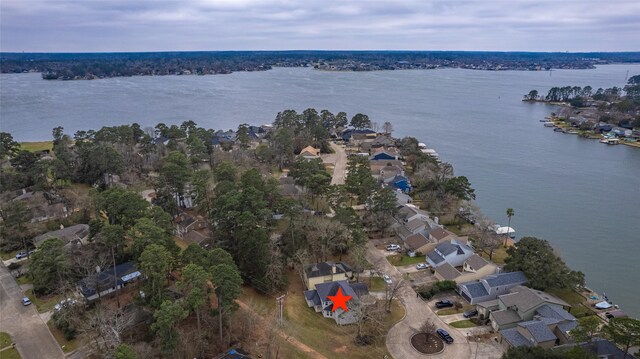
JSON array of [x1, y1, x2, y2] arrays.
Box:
[[426, 239, 474, 268]]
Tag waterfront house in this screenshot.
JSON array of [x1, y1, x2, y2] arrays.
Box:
[[428, 228, 457, 243], [371, 135, 395, 148], [303, 280, 369, 325], [384, 174, 411, 193], [379, 165, 404, 181], [78, 261, 142, 301], [426, 239, 474, 268], [457, 271, 528, 304], [553, 338, 638, 359], [341, 128, 376, 142], [370, 149, 398, 161], [303, 261, 353, 290], [433, 254, 498, 283]]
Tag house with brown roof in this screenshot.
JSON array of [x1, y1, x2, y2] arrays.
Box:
[[428, 228, 458, 243], [433, 254, 498, 283], [175, 212, 208, 238], [299, 146, 320, 159], [404, 233, 435, 255]]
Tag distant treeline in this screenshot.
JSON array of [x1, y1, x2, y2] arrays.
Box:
[[2, 51, 640, 80]]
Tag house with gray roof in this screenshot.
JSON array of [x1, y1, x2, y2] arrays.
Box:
[[498, 302, 577, 350], [553, 338, 638, 359], [426, 239, 474, 268], [433, 254, 498, 283], [32, 224, 89, 247], [303, 280, 369, 325], [303, 262, 353, 290], [457, 271, 528, 304]]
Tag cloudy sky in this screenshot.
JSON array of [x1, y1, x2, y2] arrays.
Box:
[[1, 0, 639, 52]]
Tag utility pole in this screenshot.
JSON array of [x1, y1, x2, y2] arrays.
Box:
[[276, 294, 286, 326]]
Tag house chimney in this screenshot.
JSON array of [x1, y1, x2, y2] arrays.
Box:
[[332, 263, 337, 274]]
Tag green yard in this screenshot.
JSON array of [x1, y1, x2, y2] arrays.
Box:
[[0, 332, 12, 349], [24, 289, 63, 313], [436, 305, 473, 316], [450, 319, 478, 328], [387, 254, 427, 266], [18, 141, 53, 153], [368, 277, 386, 292], [0, 347, 21, 359], [548, 288, 595, 318], [47, 320, 81, 353]]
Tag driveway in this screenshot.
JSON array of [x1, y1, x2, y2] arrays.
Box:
[[0, 262, 64, 359], [365, 241, 472, 359], [329, 142, 347, 185]]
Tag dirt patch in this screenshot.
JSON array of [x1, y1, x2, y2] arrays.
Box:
[[334, 345, 348, 353], [410, 333, 444, 355]]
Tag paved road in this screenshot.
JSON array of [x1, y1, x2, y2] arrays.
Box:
[[366, 242, 472, 359], [0, 263, 64, 359], [329, 142, 347, 185]]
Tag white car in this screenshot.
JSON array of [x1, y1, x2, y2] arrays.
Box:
[[416, 263, 429, 270], [383, 274, 393, 285], [386, 244, 401, 251]]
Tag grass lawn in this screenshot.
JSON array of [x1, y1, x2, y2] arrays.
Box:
[[387, 254, 426, 266], [241, 287, 277, 317], [368, 277, 386, 292], [437, 305, 473, 316], [25, 289, 63, 313], [547, 288, 595, 318], [16, 275, 32, 286], [19, 141, 53, 153], [173, 236, 190, 250], [0, 332, 12, 349], [47, 320, 81, 353], [477, 246, 509, 265], [0, 347, 21, 359], [450, 319, 478, 328]]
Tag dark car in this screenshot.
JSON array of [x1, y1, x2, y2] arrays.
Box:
[[436, 328, 454, 344], [463, 309, 478, 318], [435, 300, 454, 308]]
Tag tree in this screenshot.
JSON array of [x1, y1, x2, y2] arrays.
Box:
[[524, 90, 539, 101], [236, 123, 251, 149], [0, 132, 20, 159], [289, 157, 331, 201], [271, 128, 294, 170], [0, 200, 33, 252], [211, 263, 243, 345], [76, 143, 124, 184], [382, 121, 394, 134], [605, 318, 640, 359], [384, 278, 404, 312], [115, 344, 137, 359], [365, 187, 399, 236], [501, 345, 596, 359], [130, 218, 178, 262], [178, 264, 211, 336], [504, 237, 585, 290], [345, 155, 376, 204], [335, 112, 348, 128], [92, 188, 149, 228], [350, 113, 371, 130], [151, 300, 188, 353], [139, 244, 173, 307], [571, 315, 602, 344], [160, 151, 191, 197], [30, 238, 69, 294], [505, 208, 515, 246]]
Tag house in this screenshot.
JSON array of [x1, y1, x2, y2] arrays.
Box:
[[394, 190, 412, 206], [404, 233, 434, 255], [299, 146, 321, 159], [379, 165, 404, 181], [498, 303, 577, 350], [457, 271, 528, 304], [371, 136, 395, 148], [384, 174, 411, 193], [303, 261, 353, 290], [341, 128, 376, 142], [426, 239, 474, 268], [433, 254, 498, 283], [553, 338, 638, 359], [303, 280, 369, 325], [370, 160, 404, 175], [174, 212, 207, 238], [428, 228, 458, 243], [32, 224, 89, 247], [370, 149, 398, 161], [483, 285, 571, 331], [78, 262, 142, 301]]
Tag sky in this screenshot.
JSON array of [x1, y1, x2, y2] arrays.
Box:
[[1, 0, 639, 53]]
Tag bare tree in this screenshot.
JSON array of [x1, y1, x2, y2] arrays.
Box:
[[470, 214, 502, 261], [292, 248, 310, 281], [384, 278, 405, 312], [352, 300, 386, 345], [420, 320, 436, 334], [383, 122, 394, 135], [74, 304, 137, 358]]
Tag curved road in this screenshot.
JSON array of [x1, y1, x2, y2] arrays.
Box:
[[366, 242, 473, 359], [329, 142, 347, 185], [0, 263, 65, 359]]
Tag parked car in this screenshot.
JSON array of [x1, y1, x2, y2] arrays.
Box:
[[386, 244, 401, 251], [383, 275, 393, 285], [436, 328, 454, 344], [22, 297, 32, 306], [463, 309, 478, 318], [435, 300, 454, 308], [416, 263, 429, 270], [15, 250, 35, 259]]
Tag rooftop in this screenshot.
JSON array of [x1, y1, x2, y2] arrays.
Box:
[[518, 320, 558, 343], [484, 271, 528, 288], [465, 254, 490, 270], [304, 262, 352, 279], [491, 309, 521, 326], [434, 262, 461, 281], [405, 233, 430, 251], [501, 286, 569, 313], [429, 228, 453, 241]]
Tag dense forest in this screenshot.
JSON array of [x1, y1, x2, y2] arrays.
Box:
[[2, 51, 640, 80]]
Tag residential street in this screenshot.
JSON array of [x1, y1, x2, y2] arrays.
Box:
[[0, 262, 65, 359], [329, 142, 347, 185]]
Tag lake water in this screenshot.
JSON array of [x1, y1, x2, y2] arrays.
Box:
[[2, 65, 639, 316]]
